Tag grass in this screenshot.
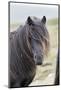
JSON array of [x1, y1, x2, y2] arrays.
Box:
[[10, 23, 20, 28], [47, 18, 58, 25]]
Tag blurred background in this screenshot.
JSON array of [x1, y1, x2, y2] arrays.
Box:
[[10, 2, 58, 86]]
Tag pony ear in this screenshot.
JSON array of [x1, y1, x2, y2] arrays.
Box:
[[27, 16, 34, 25], [41, 16, 46, 24]]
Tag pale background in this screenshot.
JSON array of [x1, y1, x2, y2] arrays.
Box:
[[10, 3, 58, 23], [0, 0, 61, 90]]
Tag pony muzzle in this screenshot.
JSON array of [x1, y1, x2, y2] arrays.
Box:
[[34, 54, 43, 65]]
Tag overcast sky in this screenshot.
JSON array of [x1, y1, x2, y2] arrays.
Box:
[[10, 3, 58, 24]]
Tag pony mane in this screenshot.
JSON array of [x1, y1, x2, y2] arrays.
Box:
[[18, 25, 33, 60]]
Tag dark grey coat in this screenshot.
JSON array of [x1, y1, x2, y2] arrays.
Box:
[[9, 26, 36, 88]]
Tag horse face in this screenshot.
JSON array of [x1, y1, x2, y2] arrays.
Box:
[[27, 16, 47, 65], [31, 38, 43, 65]]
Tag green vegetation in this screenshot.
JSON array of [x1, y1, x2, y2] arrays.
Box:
[[10, 23, 20, 28], [47, 18, 58, 25], [10, 18, 58, 28]]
